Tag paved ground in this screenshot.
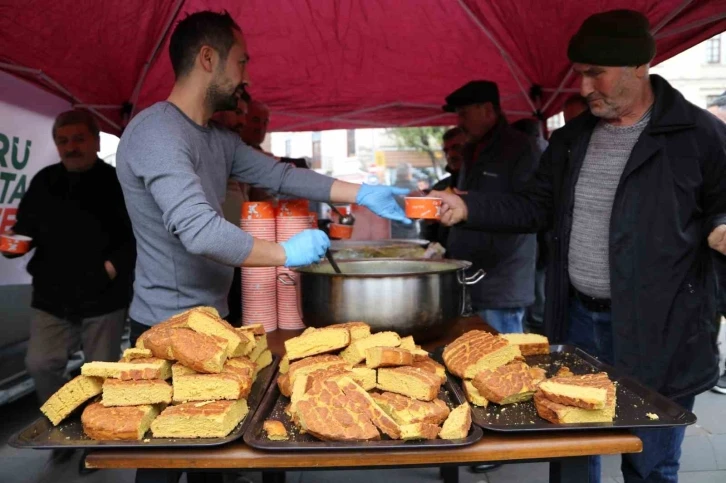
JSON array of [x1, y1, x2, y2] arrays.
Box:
[[2, 324, 724, 483]]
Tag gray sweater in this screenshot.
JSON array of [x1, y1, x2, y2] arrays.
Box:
[[116, 102, 334, 326], [568, 111, 651, 299]]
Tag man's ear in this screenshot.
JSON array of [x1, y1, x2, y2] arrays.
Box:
[[198, 45, 217, 73], [634, 64, 649, 79]]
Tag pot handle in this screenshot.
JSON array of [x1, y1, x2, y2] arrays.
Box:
[[458, 269, 486, 285]]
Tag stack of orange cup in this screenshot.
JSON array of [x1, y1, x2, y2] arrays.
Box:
[[240, 202, 277, 332], [275, 199, 311, 330], [309, 211, 318, 229]]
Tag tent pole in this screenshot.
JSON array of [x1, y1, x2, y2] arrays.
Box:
[[655, 12, 726, 39], [73, 104, 124, 110], [0, 61, 120, 131], [652, 0, 697, 34], [541, 67, 575, 114], [456, 0, 537, 114], [128, 0, 187, 117]]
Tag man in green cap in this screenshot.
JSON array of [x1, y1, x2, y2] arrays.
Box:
[[433, 9, 726, 483]]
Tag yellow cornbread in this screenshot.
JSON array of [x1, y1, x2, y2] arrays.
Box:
[[40, 375, 104, 426], [462, 380, 489, 407], [151, 399, 248, 438], [284, 327, 351, 360], [81, 360, 171, 380], [438, 403, 472, 440], [339, 332, 401, 366], [101, 379, 172, 407]]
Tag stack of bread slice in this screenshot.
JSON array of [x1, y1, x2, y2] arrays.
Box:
[[534, 372, 616, 424], [40, 307, 273, 440], [271, 322, 472, 442], [442, 330, 550, 408]]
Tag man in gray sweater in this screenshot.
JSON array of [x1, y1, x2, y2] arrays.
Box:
[[117, 11, 409, 347]]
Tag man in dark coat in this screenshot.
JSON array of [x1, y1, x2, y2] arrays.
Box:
[[443, 80, 539, 334], [433, 10, 726, 483]]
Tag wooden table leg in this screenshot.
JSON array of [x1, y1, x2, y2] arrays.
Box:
[[134, 469, 182, 483], [549, 456, 591, 483], [262, 471, 286, 483], [439, 466, 459, 483]]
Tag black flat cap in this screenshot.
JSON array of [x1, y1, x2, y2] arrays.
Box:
[[443, 80, 500, 112], [568, 9, 656, 66]]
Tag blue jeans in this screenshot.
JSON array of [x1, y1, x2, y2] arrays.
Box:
[[568, 296, 695, 483], [478, 308, 525, 333]]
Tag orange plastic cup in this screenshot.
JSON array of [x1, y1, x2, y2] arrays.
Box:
[[328, 223, 353, 240], [242, 202, 275, 220], [405, 197, 442, 220], [0, 234, 32, 254], [277, 199, 310, 217], [309, 212, 319, 229]]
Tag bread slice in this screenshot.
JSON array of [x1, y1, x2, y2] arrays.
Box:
[[410, 349, 431, 361], [137, 326, 183, 360], [81, 360, 172, 381], [335, 377, 401, 439], [173, 359, 254, 403], [263, 420, 288, 440], [330, 322, 371, 340], [442, 330, 521, 379], [253, 350, 273, 379], [279, 355, 290, 374], [248, 334, 268, 362], [82, 403, 159, 440], [463, 380, 489, 407], [371, 392, 450, 425], [295, 378, 380, 441], [539, 380, 607, 410], [172, 363, 197, 378], [534, 373, 616, 424], [439, 403, 471, 440], [120, 348, 153, 362], [472, 362, 539, 405], [530, 367, 548, 386], [399, 336, 416, 351], [40, 375, 104, 426], [340, 332, 401, 366], [284, 327, 351, 360], [365, 347, 413, 368], [186, 309, 247, 357], [351, 366, 377, 391], [377, 367, 443, 401], [288, 355, 351, 388], [236, 324, 266, 336], [151, 399, 249, 438], [400, 422, 440, 440], [501, 333, 550, 356], [277, 372, 292, 397], [555, 366, 575, 378], [410, 357, 446, 384], [102, 379, 172, 407], [171, 329, 228, 373]]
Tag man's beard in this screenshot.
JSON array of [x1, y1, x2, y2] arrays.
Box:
[[207, 81, 240, 112]]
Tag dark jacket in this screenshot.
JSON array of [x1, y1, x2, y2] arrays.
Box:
[[447, 120, 539, 309], [462, 75, 726, 398], [13, 159, 135, 320]]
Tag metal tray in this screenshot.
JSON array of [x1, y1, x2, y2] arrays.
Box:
[[434, 345, 697, 432], [243, 369, 483, 450], [8, 356, 279, 449]]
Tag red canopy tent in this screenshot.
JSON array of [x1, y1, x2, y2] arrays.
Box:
[[1, 0, 725, 134]]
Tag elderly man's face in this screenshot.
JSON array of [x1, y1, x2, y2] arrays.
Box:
[[456, 103, 497, 140], [54, 123, 99, 172], [442, 132, 466, 172], [573, 63, 646, 120], [708, 105, 726, 123]]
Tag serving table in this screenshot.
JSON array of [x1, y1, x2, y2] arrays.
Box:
[[86, 317, 642, 483]]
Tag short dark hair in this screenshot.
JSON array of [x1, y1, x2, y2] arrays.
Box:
[[52, 110, 100, 139], [564, 94, 588, 108], [442, 127, 464, 142], [511, 118, 542, 138], [169, 10, 241, 79]]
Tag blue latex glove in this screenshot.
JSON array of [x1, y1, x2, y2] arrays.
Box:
[[280, 229, 330, 268], [355, 184, 412, 224]]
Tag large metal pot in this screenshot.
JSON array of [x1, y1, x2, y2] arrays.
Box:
[[287, 259, 485, 342]]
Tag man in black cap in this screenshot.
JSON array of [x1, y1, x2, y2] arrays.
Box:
[[433, 9, 726, 483], [442, 80, 539, 334]]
